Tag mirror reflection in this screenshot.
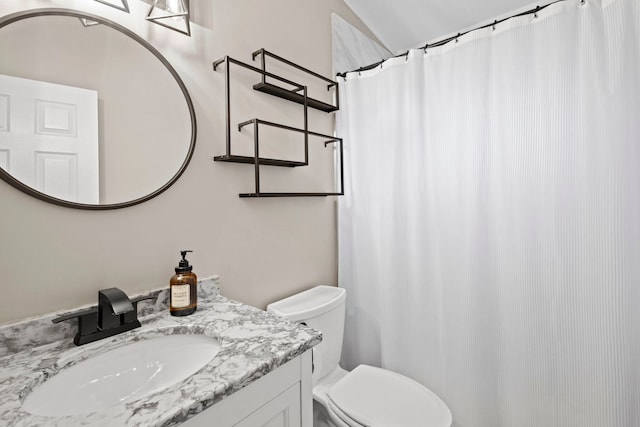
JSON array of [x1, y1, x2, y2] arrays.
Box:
[[0, 11, 195, 207]]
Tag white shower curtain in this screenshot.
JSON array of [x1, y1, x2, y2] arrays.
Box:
[[337, 1, 640, 426]]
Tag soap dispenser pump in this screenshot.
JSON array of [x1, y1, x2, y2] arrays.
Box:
[[170, 250, 197, 316]]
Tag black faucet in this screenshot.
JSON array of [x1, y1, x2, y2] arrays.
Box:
[[53, 287, 155, 346]]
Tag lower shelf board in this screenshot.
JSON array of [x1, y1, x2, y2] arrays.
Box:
[[240, 192, 343, 198], [214, 155, 306, 167]]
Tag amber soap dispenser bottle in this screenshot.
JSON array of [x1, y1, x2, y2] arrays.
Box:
[[170, 250, 197, 316]]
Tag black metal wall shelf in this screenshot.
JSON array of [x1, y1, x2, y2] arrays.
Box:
[[252, 49, 339, 113], [212, 50, 343, 198]]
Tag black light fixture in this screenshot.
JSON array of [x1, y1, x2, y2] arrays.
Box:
[[146, 0, 191, 36], [93, 0, 130, 13]]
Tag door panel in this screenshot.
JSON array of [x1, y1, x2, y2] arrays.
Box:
[[35, 151, 78, 201], [234, 383, 301, 427], [0, 149, 8, 170], [35, 100, 77, 136], [0, 94, 8, 131]]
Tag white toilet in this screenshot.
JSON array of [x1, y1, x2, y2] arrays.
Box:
[[267, 286, 452, 427]]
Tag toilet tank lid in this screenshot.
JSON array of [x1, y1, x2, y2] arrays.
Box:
[[267, 286, 346, 322]]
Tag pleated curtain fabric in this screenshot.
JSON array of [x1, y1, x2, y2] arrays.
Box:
[[336, 1, 640, 426]]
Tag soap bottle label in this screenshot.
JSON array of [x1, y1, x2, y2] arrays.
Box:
[[171, 285, 190, 308]]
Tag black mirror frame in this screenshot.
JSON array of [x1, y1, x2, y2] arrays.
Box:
[[0, 8, 197, 210]]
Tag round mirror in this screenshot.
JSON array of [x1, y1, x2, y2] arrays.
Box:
[[0, 9, 196, 209]]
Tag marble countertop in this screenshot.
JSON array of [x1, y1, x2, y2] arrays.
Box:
[[0, 278, 322, 426]]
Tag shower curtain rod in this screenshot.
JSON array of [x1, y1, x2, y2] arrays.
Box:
[[337, 0, 570, 78]]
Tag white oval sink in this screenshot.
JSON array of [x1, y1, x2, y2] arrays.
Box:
[[22, 334, 221, 416]]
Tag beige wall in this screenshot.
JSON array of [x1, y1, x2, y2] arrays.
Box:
[[0, 0, 374, 324]]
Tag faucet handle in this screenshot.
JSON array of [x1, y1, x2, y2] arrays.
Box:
[[52, 307, 97, 324], [131, 294, 156, 306], [122, 295, 156, 324], [52, 307, 99, 344]]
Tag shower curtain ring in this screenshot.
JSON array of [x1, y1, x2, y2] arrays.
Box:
[[580, 0, 585, 4], [492, 20, 497, 31], [534, 6, 540, 18], [455, 33, 460, 43], [423, 43, 429, 53]]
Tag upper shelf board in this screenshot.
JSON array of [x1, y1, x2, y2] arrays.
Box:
[[253, 82, 338, 113]]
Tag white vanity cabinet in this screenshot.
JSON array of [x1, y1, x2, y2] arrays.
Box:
[[181, 351, 313, 427]]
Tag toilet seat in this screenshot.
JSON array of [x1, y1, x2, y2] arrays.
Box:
[[327, 398, 363, 426], [327, 365, 452, 427]]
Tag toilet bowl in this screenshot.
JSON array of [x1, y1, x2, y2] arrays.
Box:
[[267, 286, 452, 427]]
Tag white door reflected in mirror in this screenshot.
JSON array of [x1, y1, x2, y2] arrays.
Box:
[[0, 74, 99, 203]]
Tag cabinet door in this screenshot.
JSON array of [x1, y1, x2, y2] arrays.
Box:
[[234, 383, 301, 427], [179, 352, 312, 427]]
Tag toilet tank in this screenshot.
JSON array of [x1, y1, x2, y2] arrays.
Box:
[[267, 286, 346, 382]]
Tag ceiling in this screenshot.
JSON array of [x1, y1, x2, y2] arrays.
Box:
[[345, 0, 543, 53]]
